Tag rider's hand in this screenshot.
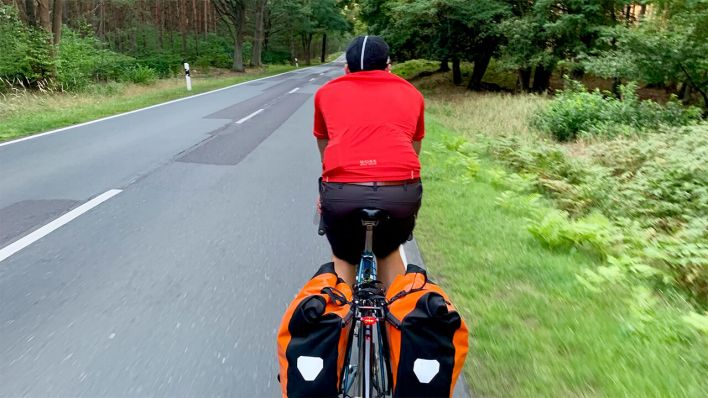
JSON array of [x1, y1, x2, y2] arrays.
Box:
[[316, 195, 322, 215]]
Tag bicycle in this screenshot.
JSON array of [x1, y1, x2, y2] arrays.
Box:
[[319, 208, 394, 398]]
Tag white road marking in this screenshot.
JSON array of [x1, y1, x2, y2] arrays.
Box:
[[0, 189, 122, 263], [0, 65, 328, 148], [288, 87, 300, 94], [235, 109, 264, 124], [399, 245, 409, 265], [319, 72, 325, 76], [309, 78, 316, 82]]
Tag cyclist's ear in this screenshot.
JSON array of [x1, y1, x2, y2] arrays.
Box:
[[344, 64, 350, 74]]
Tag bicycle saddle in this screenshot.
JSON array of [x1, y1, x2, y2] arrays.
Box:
[[359, 208, 388, 222]]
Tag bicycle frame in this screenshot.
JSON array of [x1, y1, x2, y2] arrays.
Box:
[[340, 215, 392, 398]]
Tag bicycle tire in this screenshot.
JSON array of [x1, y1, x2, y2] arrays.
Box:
[[373, 323, 390, 395], [361, 324, 374, 398]]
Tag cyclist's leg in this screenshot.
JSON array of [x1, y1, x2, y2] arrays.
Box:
[[333, 255, 357, 286], [376, 249, 406, 288]]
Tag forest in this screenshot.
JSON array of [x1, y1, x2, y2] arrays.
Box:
[[0, 0, 352, 90], [1, 1, 705, 110]]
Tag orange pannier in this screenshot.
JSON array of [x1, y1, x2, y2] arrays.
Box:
[[276, 262, 352, 398], [385, 264, 469, 398]]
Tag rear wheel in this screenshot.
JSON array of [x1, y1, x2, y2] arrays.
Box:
[[360, 325, 374, 398], [372, 323, 390, 395]]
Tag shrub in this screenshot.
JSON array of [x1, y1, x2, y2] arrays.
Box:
[[120, 65, 157, 85], [56, 29, 136, 90], [263, 50, 293, 65], [0, 6, 53, 86], [136, 51, 182, 78], [533, 79, 702, 141], [391, 59, 440, 80], [485, 124, 708, 305]]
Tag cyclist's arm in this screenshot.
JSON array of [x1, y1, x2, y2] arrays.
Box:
[[317, 139, 328, 162], [313, 92, 329, 162], [412, 97, 425, 157]]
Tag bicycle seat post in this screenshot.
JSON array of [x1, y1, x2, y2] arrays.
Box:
[[363, 220, 377, 253], [357, 209, 385, 285]]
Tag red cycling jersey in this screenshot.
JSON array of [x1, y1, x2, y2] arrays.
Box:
[[313, 70, 425, 183]]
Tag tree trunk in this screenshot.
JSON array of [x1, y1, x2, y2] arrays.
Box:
[[233, 33, 244, 71], [192, 0, 198, 55], [452, 57, 462, 85], [51, 0, 63, 45], [156, 0, 163, 49], [99, 0, 105, 39], [467, 52, 492, 91], [251, 0, 267, 67], [639, 4, 647, 18], [518, 67, 531, 92], [302, 33, 312, 65], [320, 33, 327, 63], [611, 77, 622, 98], [24, 0, 36, 26], [232, 11, 245, 72], [180, 0, 187, 54], [531, 65, 552, 93], [439, 58, 450, 72], [625, 4, 631, 25], [677, 81, 689, 101], [37, 0, 51, 33], [263, 6, 271, 51], [204, 0, 208, 39]]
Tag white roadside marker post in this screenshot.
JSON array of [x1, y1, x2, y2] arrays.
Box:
[[184, 62, 192, 91], [294, 57, 299, 68]]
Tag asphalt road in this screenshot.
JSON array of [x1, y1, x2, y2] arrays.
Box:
[[0, 60, 468, 398]]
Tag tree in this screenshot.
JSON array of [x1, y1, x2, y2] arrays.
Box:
[[24, 0, 36, 26], [499, 0, 634, 93], [52, 0, 63, 45], [213, 0, 247, 71], [585, 1, 708, 110], [251, 0, 269, 66], [361, 0, 510, 90]]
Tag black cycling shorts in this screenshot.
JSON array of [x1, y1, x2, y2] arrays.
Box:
[[320, 181, 423, 265]]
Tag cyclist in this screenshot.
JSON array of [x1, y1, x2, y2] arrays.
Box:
[[315, 35, 425, 288]]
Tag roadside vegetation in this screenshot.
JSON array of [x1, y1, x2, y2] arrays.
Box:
[[0, 65, 294, 142], [394, 60, 707, 397], [378, 2, 706, 393], [0, 1, 352, 141]]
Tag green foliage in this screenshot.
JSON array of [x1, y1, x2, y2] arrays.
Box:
[[417, 117, 707, 396], [262, 50, 293, 64], [533, 79, 702, 141], [135, 51, 183, 78], [0, 6, 52, 86], [390, 59, 439, 80], [585, 1, 708, 108], [56, 29, 136, 89], [120, 65, 157, 85], [591, 126, 708, 230], [483, 120, 708, 306]]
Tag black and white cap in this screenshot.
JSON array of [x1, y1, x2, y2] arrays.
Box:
[[345, 35, 390, 73]]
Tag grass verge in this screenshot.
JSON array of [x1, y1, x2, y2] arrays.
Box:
[[416, 116, 707, 397], [0, 64, 297, 142]]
